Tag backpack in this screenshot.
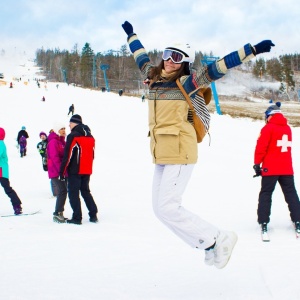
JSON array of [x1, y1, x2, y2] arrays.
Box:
[[176, 79, 211, 143], [19, 136, 27, 148]]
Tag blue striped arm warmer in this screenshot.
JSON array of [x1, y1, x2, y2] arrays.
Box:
[[128, 34, 150, 70], [207, 43, 255, 81]]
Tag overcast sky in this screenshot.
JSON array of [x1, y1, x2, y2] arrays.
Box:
[[1, 0, 300, 59]]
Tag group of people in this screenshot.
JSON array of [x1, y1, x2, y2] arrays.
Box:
[[0, 20, 298, 270], [40, 114, 98, 225], [0, 114, 98, 225]]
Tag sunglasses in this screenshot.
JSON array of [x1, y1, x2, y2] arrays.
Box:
[[162, 49, 189, 64]]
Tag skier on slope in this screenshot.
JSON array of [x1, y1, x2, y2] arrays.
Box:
[[122, 20, 274, 268], [68, 104, 74, 116], [253, 102, 300, 235], [0, 127, 23, 215]]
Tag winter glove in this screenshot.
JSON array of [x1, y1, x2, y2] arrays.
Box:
[[122, 21, 134, 36], [58, 175, 65, 181], [254, 40, 275, 55], [253, 164, 262, 178]]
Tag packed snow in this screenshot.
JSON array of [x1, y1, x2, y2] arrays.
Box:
[[1, 58, 300, 300]]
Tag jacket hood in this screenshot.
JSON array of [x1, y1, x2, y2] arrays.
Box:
[[47, 131, 59, 142], [0, 127, 5, 140], [72, 123, 92, 137], [268, 113, 287, 126]]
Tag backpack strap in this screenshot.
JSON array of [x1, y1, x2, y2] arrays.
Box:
[[176, 79, 194, 110], [176, 79, 212, 145], [176, 79, 212, 107]]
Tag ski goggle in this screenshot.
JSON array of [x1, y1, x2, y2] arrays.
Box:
[[162, 49, 189, 64]]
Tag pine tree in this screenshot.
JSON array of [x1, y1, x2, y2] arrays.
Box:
[[80, 43, 94, 87], [279, 55, 295, 100], [252, 57, 266, 79]]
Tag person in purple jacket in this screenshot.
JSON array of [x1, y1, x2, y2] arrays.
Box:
[[47, 123, 68, 223]]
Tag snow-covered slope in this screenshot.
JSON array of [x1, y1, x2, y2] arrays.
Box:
[[1, 58, 300, 300]]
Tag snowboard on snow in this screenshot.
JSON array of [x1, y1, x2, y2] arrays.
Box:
[[1, 210, 41, 218]]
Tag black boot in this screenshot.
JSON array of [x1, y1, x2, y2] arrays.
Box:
[[67, 219, 82, 225], [13, 205, 23, 215]]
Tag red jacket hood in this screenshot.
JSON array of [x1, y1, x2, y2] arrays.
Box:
[[0, 127, 5, 140], [268, 113, 287, 126]]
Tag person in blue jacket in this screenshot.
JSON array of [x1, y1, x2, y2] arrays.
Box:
[[0, 127, 23, 215]]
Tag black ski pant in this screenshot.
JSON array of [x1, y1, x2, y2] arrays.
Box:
[[257, 175, 300, 224], [51, 179, 58, 197], [0, 177, 22, 207], [51, 178, 67, 213], [67, 174, 98, 221]]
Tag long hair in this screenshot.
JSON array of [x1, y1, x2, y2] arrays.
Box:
[[148, 60, 191, 84]]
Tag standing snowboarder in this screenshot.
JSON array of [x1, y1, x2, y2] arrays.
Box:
[[0, 127, 23, 215]]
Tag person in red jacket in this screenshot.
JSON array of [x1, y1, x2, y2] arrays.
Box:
[[253, 102, 300, 233], [59, 114, 98, 225]]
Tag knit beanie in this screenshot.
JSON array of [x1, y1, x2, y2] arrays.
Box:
[[52, 122, 66, 133], [265, 101, 281, 119], [70, 114, 82, 124], [39, 131, 47, 138]]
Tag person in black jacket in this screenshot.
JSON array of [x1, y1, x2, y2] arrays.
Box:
[[17, 126, 29, 157], [59, 114, 98, 225], [68, 104, 74, 116]]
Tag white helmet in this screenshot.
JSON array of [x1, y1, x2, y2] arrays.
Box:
[[164, 42, 195, 64]]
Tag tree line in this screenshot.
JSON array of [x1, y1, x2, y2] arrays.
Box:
[[35, 42, 206, 95], [252, 54, 300, 100], [35, 43, 300, 99]]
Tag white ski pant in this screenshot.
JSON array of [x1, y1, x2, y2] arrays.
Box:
[[152, 164, 219, 250]]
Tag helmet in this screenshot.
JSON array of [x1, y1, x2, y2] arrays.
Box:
[[164, 43, 195, 64]]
